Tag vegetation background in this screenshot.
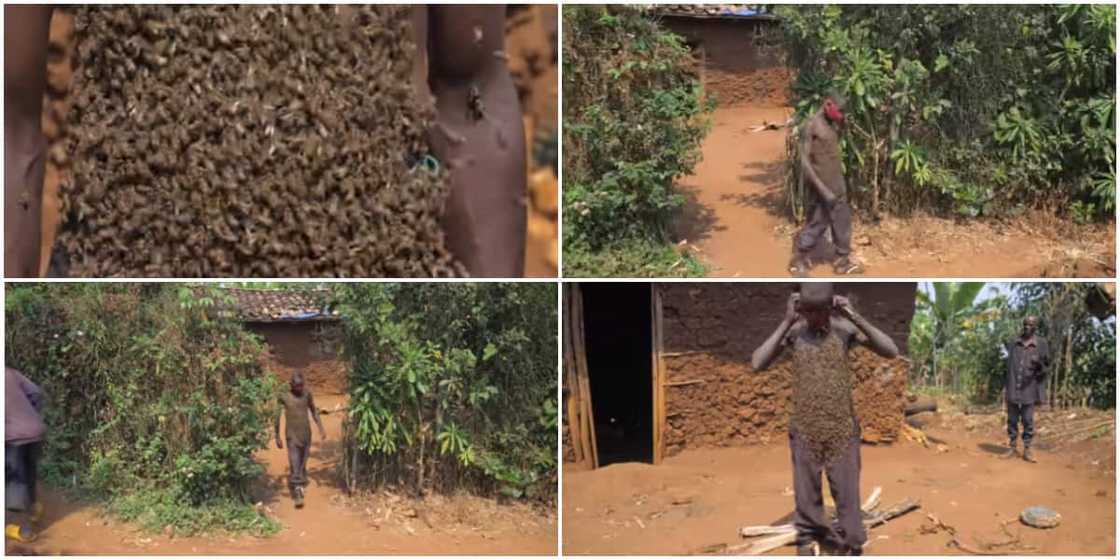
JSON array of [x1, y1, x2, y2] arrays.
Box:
[[908, 282, 1115, 409], [563, 5, 1115, 276], [563, 5, 714, 277], [779, 5, 1115, 223], [5, 282, 558, 535]]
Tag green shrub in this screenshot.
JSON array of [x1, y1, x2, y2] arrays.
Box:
[[564, 238, 707, 278], [778, 5, 1115, 221], [563, 6, 714, 255], [5, 283, 279, 536], [336, 284, 557, 503]]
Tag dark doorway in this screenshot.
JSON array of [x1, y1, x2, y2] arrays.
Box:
[[581, 283, 653, 465]]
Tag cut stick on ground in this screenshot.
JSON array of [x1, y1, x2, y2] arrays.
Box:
[[926, 513, 1007, 556], [724, 531, 797, 555], [740, 487, 882, 539], [1047, 421, 1114, 441], [862, 486, 882, 512], [900, 422, 936, 447], [733, 492, 919, 555], [739, 524, 794, 538], [864, 498, 920, 529]]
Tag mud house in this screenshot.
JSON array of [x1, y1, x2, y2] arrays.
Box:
[[650, 5, 790, 107], [223, 287, 347, 393], [563, 283, 917, 469]]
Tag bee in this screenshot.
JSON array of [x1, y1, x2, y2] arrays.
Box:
[[467, 83, 485, 122]]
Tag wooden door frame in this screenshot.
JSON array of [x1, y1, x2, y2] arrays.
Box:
[[565, 282, 665, 468], [564, 283, 598, 469], [651, 284, 667, 464]]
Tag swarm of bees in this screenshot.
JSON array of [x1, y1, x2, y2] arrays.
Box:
[[57, 5, 466, 277], [789, 332, 859, 466]]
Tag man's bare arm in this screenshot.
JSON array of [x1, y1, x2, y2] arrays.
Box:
[[834, 296, 898, 358], [752, 293, 800, 371], [4, 6, 53, 277], [799, 117, 836, 205], [308, 392, 326, 440], [425, 5, 527, 277], [274, 398, 283, 449]]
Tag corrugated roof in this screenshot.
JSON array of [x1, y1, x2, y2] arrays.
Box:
[[221, 288, 338, 322]]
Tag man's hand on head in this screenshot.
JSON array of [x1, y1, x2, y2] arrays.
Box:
[[833, 295, 856, 319], [786, 292, 801, 323]]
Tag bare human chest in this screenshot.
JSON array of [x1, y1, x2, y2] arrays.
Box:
[[811, 121, 839, 154]]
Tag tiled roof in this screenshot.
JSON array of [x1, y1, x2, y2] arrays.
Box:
[[221, 288, 338, 322]]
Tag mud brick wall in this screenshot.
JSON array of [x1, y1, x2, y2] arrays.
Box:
[[248, 321, 347, 395], [660, 17, 792, 107], [660, 283, 915, 456]]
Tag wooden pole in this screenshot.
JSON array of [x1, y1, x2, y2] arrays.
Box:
[[571, 284, 599, 468], [562, 284, 586, 466], [651, 284, 666, 464]]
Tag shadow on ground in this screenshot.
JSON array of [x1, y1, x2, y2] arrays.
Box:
[[674, 183, 723, 245], [731, 161, 788, 220], [977, 442, 1010, 456]]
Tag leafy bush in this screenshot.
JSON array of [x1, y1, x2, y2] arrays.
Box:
[[5, 284, 279, 536], [335, 283, 557, 503], [563, 6, 714, 267], [909, 283, 1115, 408], [778, 5, 1115, 221]]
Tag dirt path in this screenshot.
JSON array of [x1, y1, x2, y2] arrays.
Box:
[[563, 419, 1114, 555], [9, 393, 556, 555], [676, 105, 1114, 277]]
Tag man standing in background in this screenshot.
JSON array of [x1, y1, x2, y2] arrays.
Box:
[[1004, 316, 1050, 463]]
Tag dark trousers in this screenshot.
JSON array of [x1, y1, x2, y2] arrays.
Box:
[[796, 199, 852, 257], [790, 430, 866, 550], [286, 438, 310, 490], [5, 441, 41, 513], [1007, 402, 1035, 447]]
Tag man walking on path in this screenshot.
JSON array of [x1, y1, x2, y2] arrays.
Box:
[[751, 284, 898, 555], [6, 367, 47, 542], [1003, 316, 1050, 463], [790, 93, 862, 277], [275, 371, 326, 508]]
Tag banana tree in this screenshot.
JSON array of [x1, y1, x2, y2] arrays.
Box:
[[916, 282, 987, 390]]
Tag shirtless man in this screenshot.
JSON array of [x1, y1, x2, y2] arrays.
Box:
[[5, 5, 526, 278], [790, 93, 861, 277], [752, 284, 898, 555], [274, 371, 326, 508]]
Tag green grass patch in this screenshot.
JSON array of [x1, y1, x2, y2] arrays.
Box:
[[564, 239, 708, 278], [108, 487, 280, 537]]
